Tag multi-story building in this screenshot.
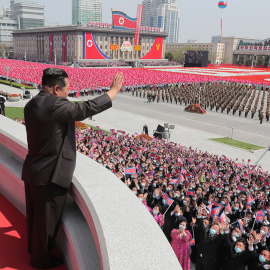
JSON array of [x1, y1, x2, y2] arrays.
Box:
[[166, 42, 225, 65], [0, 7, 18, 56], [72, 0, 102, 25], [10, 0, 44, 30], [12, 25, 167, 63], [211, 35, 222, 43], [142, 0, 180, 43]]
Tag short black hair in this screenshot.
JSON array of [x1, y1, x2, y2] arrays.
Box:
[[42, 68, 68, 88]]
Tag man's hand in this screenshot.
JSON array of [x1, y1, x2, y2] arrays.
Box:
[[107, 73, 124, 101]]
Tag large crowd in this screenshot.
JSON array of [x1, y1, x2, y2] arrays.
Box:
[[1, 59, 270, 94], [130, 82, 270, 123], [74, 125, 270, 270]]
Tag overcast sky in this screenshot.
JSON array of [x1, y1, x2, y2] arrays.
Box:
[[0, 0, 269, 43]]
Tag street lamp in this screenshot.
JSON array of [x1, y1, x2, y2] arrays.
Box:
[[164, 123, 175, 142]]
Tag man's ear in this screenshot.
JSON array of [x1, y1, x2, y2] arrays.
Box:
[[52, 85, 61, 96]]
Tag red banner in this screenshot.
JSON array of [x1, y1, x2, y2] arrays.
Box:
[[141, 37, 163, 59], [83, 32, 110, 59], [62, 34, 66, 62], [134, 4, 143, 45], [50, 34, 53, 62]]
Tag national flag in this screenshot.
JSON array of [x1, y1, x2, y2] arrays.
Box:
[[110, 129, 115, 133], [198, 163, 204, 169], [235, 175, 240, 182], [136, 164, 144, 175], [186, 190, 195, 197], [187, 157, 194, 164], [88, 153, 95, 159], [112, 10, 137, 30], [225, 200, 231, 212], [179, 174, 185, 182], [189, 238, 195, 246], [181, 169, 187, 175], [132, 153, 137, 159], [162, 193, 174, 206], [237, 185, 246, 192], [169, 179, 179, 185], [212, 201, 223, 208], [256, 210, 266, 223], [237, 219, 245, 233], [219, 212, 226, 223], [246, 196, 254, 207], [124, 167, 137, 174], [209, 206, 222, 218]]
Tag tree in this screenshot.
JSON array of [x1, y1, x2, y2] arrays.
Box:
[[237, 55, 244, 65], [257, 55, 264, 66], [165, 52, 174, 61], [0, 43, 7, 58]]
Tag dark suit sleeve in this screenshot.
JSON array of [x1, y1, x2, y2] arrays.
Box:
[[51, 94, 112, 122]]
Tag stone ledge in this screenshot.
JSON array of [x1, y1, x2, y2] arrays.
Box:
[[0, 115, 181, 270]]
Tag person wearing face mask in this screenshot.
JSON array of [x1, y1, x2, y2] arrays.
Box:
[[222, 237, 253, 270], [195, 219, 225, 270], [171, 220, 192, 270], [150, 205, 165, 227], [249, 249, 270, 270], [147, 187, 162, 208], [163, 205, 185, 243]]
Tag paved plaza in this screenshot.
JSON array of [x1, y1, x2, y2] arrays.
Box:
[[2, 82, 270, 171]]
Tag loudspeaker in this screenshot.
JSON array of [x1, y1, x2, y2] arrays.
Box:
[[156, 125, 165, 132]]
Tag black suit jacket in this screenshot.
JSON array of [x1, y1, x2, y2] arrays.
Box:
[[22, 91, 112, 188]]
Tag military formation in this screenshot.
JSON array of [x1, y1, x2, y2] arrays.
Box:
[[130, 82, 270, 124]]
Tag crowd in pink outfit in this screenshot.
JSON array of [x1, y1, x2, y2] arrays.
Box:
[[1, 59, 270, 92]]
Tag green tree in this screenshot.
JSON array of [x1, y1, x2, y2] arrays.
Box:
[[257, 55, 264, 66], [165, 52, 174, 61]]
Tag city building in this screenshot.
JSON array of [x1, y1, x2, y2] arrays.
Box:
[[72, 0, 102, 25], [12, 25, 167, 63], [227, 37, 270, 66], [0, 7, 18, 56], [142, 0, 180, 43], [211, 35, 221, 43], [166, 42, 225, 64], [10, 0, 45, 30]]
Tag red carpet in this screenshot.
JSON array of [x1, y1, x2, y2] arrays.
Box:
[[0, 192, 66, 270]]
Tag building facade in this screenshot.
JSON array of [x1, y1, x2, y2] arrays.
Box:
[[142, 0, 180, 43], [12, 25, 167, 63], [72, 0, 102, 25], [10, 0, 44, 30], [166, 42, 225, 65]]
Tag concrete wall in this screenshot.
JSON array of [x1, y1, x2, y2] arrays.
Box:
[[0, 115, 181, 270]]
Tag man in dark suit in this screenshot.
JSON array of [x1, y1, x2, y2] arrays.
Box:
[[22, 68, 123, 269]]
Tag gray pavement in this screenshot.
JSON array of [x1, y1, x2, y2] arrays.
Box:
[[2, 83, 270, 172]]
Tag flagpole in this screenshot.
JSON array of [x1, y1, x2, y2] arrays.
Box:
[[251, 214, 257, 231], [163, 204, 173, 216]]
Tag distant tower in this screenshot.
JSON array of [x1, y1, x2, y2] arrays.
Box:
[[10, 0, 45, 30], [142, 0, 180, 43], [72, 0, 103, 25]]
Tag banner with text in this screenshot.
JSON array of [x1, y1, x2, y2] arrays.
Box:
[[134, 4, 143, 45], [239, 45, 270, 51]]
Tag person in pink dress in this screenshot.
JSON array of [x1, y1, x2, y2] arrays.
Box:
[[171, 220, 192, 270]]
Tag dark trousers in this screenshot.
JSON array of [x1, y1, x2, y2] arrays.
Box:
[[25, 182, 68, 266]]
